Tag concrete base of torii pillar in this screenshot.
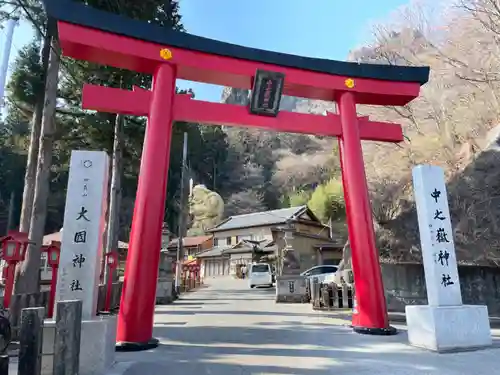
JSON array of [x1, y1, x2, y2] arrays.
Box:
[[406, 304, 491, 352]]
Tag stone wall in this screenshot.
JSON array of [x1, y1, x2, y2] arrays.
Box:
[[381, 263, 500, 315]]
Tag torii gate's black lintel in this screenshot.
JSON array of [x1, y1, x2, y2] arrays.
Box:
[[42, 0, 429, 85]]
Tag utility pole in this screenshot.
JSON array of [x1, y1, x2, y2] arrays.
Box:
[[175, 132, 188, 294], [327, 108, 335, 239], [0, 16, 19, 110]]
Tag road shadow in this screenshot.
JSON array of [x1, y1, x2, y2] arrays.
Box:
[[180, 297, 274, 301], [119, 278, 500, 374], [112, 360, 340, 375], [154, 309, 349, 319], [172, 301, 229, 306], [196, 288, 275, 295], [115, 323, 500, 374], [152, 323, 401, 347]]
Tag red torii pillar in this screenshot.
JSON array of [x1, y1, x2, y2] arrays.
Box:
[[113, 64, 176, 348], [337, 93, 392, 333]]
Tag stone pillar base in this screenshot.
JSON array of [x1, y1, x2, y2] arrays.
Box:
[[156, 279, 174, 304], [276, 275, 308, 303], [42, 316, 117, 375], [406, 304, 492, 352]]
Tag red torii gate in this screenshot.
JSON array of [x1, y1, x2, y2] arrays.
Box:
[[43, 0, 429, 351]]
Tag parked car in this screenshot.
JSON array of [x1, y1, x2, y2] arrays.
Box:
[[249, 263, 273, 288], [300, 265, 338, 283]]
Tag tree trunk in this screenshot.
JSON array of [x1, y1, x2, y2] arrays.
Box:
[[18, 22, 51, 233], [14, 32, 60, 294], [6, 191, 14, 234], [99, 129, 114, 283], [104, 114, 124, 282]]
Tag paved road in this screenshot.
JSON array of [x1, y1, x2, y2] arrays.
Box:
[[109, 277, 500, 375]]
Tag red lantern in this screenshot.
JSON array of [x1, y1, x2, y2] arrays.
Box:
[[5, 231, 31, 261], [0, 232, 31, 309], [106, 251, 118, 270], [47, 245, 61, 268], [42, 241, 61, 318], [103, 251, 119, 312], [3, 239, 22, 263], [44, 243, 61, 318]]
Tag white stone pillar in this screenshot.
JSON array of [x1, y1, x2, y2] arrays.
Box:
[[413, 164, 462, 306], [56, 151, 109, 319], [406, 164, 491, 352], [50, 150, 116, 375]]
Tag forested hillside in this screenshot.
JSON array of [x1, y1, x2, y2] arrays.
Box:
[[219, 0, 500, 264], [1, 0, 500, 266]]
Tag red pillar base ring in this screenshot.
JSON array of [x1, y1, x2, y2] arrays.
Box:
[[352, 325, 398, 336], [116, 338, 159, 352]]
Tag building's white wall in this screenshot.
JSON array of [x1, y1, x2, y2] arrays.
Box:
[[212, 226, 273, 247], [201, 258, 230, 278]]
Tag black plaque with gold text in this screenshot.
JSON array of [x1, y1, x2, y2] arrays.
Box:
[[249, 69, 285, 117]]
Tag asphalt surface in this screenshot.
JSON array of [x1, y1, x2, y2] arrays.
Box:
[[106, 276, 500, 375]]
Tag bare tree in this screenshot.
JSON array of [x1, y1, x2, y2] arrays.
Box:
[[341, 0, 500, 263], [272, 150, 338, 192], [224, 190, 266, 216]]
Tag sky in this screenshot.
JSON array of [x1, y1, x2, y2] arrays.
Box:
[[1, 0, 412, 102]]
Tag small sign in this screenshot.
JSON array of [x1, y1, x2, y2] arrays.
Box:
[[249, 69, 285, 117], [288, 281, 295, 293]]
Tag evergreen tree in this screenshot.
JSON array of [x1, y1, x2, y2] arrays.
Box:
[[3, 0, 193, 292]]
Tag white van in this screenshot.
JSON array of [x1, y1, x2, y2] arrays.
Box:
[[249, 263, 273, 288]]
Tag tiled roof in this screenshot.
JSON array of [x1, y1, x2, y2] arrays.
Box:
[[208, 206, 307, 232], [223, 239, 275, 254], [168, 235, 213, 248], [198, 239, 277, 257], [196, 246, 231, 258]]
